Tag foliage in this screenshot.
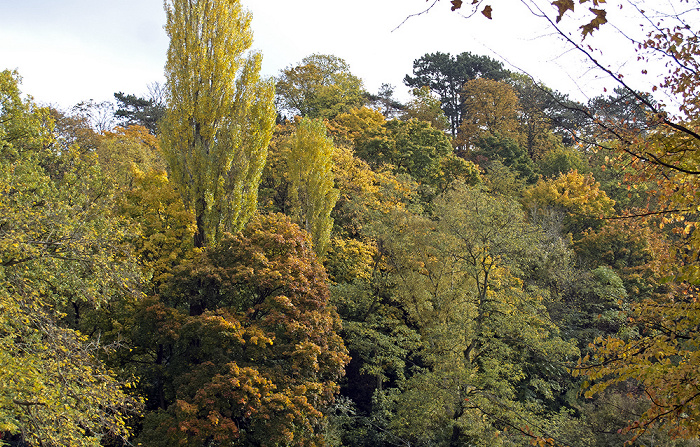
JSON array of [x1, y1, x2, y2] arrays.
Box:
[[473, 133, 539, 184], [329, 106, 387, 151], [366, 183, 578, 445], [523, 170, 615, 237], [0, 293, 141, 447], [113, 88, 166, 135], [10, 2, 700, 443], [537, 146, 588, 179], [366, 83, 404, 119], [574, 218, 672, 301], [276, 54, 366, 120], [160, 0, 276, 247], [117, 168, 197, 293], [508, 74, 570, 159], [575, 283, 700, 441], [258, 118, 340, 257], [134, 213, 349, 446], [404, 51, 509, 136], [332, 108, 480, 196], [456, 77, 522, 150], [0, 69, 141, 446], [455, 78, 540, 183], [287, 118, 340, 257], [329, 143, 415, 237], [400, 86, 450, 132], [97, 125, 165, 189], [381, 119, 478, 192]]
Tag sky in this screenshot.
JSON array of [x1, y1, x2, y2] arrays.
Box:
[[0, 0, 653, 111]]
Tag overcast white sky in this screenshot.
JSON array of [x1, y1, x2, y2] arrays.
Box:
[[0, 0, 652, 110]]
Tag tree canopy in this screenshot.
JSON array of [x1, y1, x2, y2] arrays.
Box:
[[5, 0, 700, 445], [160, 0, 275, 247]]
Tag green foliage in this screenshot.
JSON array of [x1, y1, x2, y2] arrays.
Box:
[[161, 0, 276, 247], [365, 184, 578, 445], [537, 145, 589, 179], [482, 160, 528, 197], [509, 74, 569, 160], [9, 6, 700, 444], [276, 54, 366, 120], [586, 148, 656, 212], [0, 69, 141, 446], [400, 86, 450, 132], [333, 109, 480, 196], [259, 118, 340, 257], [404, 51, 510, 136], [113, 89, 165, 135], [288, 118, 340, 257], [474, 133, 539, 184]]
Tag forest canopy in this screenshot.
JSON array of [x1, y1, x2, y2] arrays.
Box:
[[2, 0, 700, 446]]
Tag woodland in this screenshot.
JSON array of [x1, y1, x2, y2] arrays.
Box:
[[1, 0, 700, 446]]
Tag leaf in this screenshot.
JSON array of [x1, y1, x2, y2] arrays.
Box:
[[482, 5, 493, 19], [451, 0, 463, 11], [552, 0, 575, 23], [580, 8, 607, 38]]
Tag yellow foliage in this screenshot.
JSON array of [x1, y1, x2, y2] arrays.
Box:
[[523, 170, 615, 236], [161, 0, 275, 246], [456, 78, 522, 150]]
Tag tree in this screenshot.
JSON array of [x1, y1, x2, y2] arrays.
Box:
[[366, 83, 404, 119], [473, 133, 539, 184], [113, 85, 166, 135], [276, 54, 366, 120], [97, 125, 165, 189], [456, 78, 522, 150], [117, 168, 197, 294], [574, 282, 700, 441], [332, 108, 480, 197], [160, 0, 276, 248], [131, 213, 349, 446], [363, 184, 577, 446], [537, 146, 588, 179], [70, 99, 116, 133], [510, 74, 568, 159], [523, 170, 616, 237], [288, 118, 340, 257], [0, 69, 141, 447], [329, 106, 387, 151], [404, 51, 509, 136], [401, 86, 450, 132]]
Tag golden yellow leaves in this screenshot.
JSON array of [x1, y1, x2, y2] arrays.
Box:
[[162, 0, 275, 246]]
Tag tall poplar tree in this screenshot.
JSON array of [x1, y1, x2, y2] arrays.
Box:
[[288, 117, 340, 257], [161, 0, 275, 247]]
